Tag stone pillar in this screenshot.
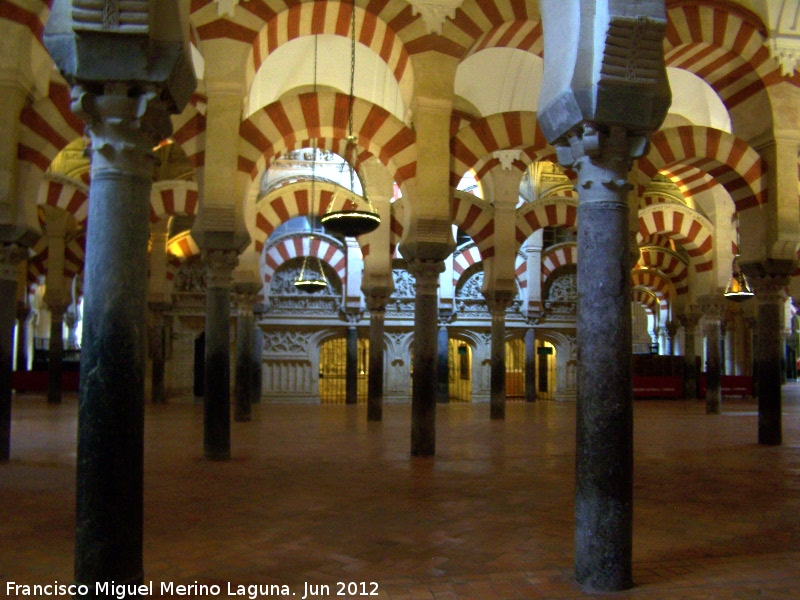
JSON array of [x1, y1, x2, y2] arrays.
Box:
[[203, 249, 238, 459], [234, 283, 259, 422], [15, 301, 31, 372], [749, 274, 788, 445], [47, 304, 65, 404], [0, 246, 26, 461], [745, 314, 757, 381], [678, 310, 702, 399], [701, 301, 723, 414], [147, 304, 167, 405], [485, 291, 515, 419], [562, 125, 637, 591], [345, 324, 358, 405], [665, 320, 679, 356], [525, 327, 536, 402], [408, 259, 444, 457], [365, 290, 389, 421], [436, 318, 450, 404]]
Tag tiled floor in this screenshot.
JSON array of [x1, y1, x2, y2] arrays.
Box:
[[2, 387, 800, 599]]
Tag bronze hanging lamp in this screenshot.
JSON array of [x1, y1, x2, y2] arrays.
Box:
[[319, 0, 381, 238], [295, 36, 329, 294], [724, 218, 754, 302]]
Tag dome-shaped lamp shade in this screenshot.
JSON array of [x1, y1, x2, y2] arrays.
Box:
[[724, 255, 754, 302], [320, 188, 380, 238]]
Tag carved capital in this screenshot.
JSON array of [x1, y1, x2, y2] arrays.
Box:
[[365, 288, 391, 314], [483, 289, 515, 315], [749, 273, 789, 305], [0, 244, 26, 282], [203, 249, 239, 289], [492, 150, 521, 171], [74, 84, 173, 180], [677, 307, 702, 331], [406, 259, 444, 296], [408, 0, 462, 34], [665, 319, 680, 339]]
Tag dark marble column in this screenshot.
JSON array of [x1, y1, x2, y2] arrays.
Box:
[[251, 310, 264, 404], [234, 285, 260, 422], [665, 320, 679, 356], [678, 309, 702, 399], [47, 304, 64, 405], [203, 249, 238, 460], [701, 301, 723, 414], [525, 327, 536, 402], [408, 259, 444, 457], [745, 315, 758, 392], [436, 321, 449, 404], [485, 291, 515, 419], [71, 87, 172, 589], [570, 126, 634, 591], [345, 324, 359, 405], [15, 301, 30, 372], [147, 304, 167, 405], [749, 275, 788, 445], [366, 291, 389, 421], [0, 245, 26, 461]]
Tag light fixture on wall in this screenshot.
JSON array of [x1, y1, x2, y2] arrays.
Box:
[[319, 0, 381, 238], [724, 217, 754, 302], [295, 36, 329, 294]]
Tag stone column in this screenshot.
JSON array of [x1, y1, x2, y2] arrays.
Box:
[[408, 259, 444, 457], [525, 326, 536, 402], [484, 291, 515, 419], [678, 309, 702, 399], [147, 304, 167, 405], [15, 301, 31, 372], [436, 317, 450, 404], [563, 125, 637, 591], [46, 304, 65, 404], [749, 274, 788, 445], [345, 323, 359, 405], [203, 249, 238, 460], [665, 320, 679, 356], [0, 245, 26, 461], [745, 314, 758, 382], [366, 290, 389, 421], [701, 300, 723, 414], [234, 283, 260, 422]]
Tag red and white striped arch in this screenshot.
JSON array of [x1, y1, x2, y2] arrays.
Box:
[[1, 1, 51, 39], [664, 1, 779, 110], [253, 179, 372, 253], [631, 269, 673, 309], [637, 204, 714, 273], [463, 20, 544, 60], [389, 198, 406, 259], [451, 191, 493, 258], [27, 233, 86, 285], [638, 126, 767, 213], [263, 235, 346, 287], [37, 176, 88, 224], [170, 94, 207, 174], [515, 252, 526, 291], [150, 180, 200, 223], [541, 243, 577, 281], [442, 0, 538, 57], [239, 92, 416, 187], [18, 81, 84, 174], [540, 184, 577, 200], [631, 287, 660, 318], [245, 2, 413, 103], [452, 245, 483, 288], [636, 246, 690, 295], [165, 231, 201, 282], [450, 112, 549, 187], [515, 196, 578, 248]]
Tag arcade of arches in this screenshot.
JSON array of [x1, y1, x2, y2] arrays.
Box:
[[3, 0, 800, 595]]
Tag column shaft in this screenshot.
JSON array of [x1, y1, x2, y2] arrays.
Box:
[[753, 280, 785, 445], [704, 314, 722, 414], [0, 252, 22, 461], [573, 129, 633, 591], [16, 305, 30, 372], [489, 303, 509, 419], [235, 308, 254, 422], [367, 308, 385, 421], [47, 306, 64, 405], [345, 326, 358, 405], [525, 327, 536, 402], [437, 325, 449, 404]]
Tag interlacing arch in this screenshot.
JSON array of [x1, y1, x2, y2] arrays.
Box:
[[637, 246, 690, 295], [239, 92, 416, 187], [541, 243, 577, 281], [450, 112, 549, 188], [664, 0, 781, 110], [150, 180, 200, 223], [253, 179, 372, 253], [463, 20, 544, 59], [37, 175, 89, 224], [451, 191, 494, 258], [637, 204, 714, 273], [438, 0, 539, 58], [263, 234, 346, 288], [244, 2, 413, 105], [637, 126, 767, 213], [631, 269, 673, 312], [452, 245, 483, 288], [631, 287, 660, 318], [515, 196, 578, 249]]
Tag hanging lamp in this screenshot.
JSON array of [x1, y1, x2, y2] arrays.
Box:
[[319, 0, 381, 238], [723, 254, 754, 302], [724, 218, 754, 302], [295, 36, 329, 294]]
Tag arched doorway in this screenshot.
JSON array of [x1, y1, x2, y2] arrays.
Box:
[[448, 339, 472, 402], [536, 340, 556, 400], [318, 337, 369, 404], [505, 338, 525, 400]]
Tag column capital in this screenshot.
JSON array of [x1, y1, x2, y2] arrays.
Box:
[[406, 259, 444, 295], [0, 244, 26, 282], [698, 296, 725, 320], [749, 273, 789, 304], [203, 249, 239, 288], [677, 308, 702, 330], [365, 287, 392, 313], [482, 289, 515, 315], [665, 320, 680, 338]]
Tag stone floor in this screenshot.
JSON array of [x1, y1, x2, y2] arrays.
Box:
[[2, 387, 800, 599]]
